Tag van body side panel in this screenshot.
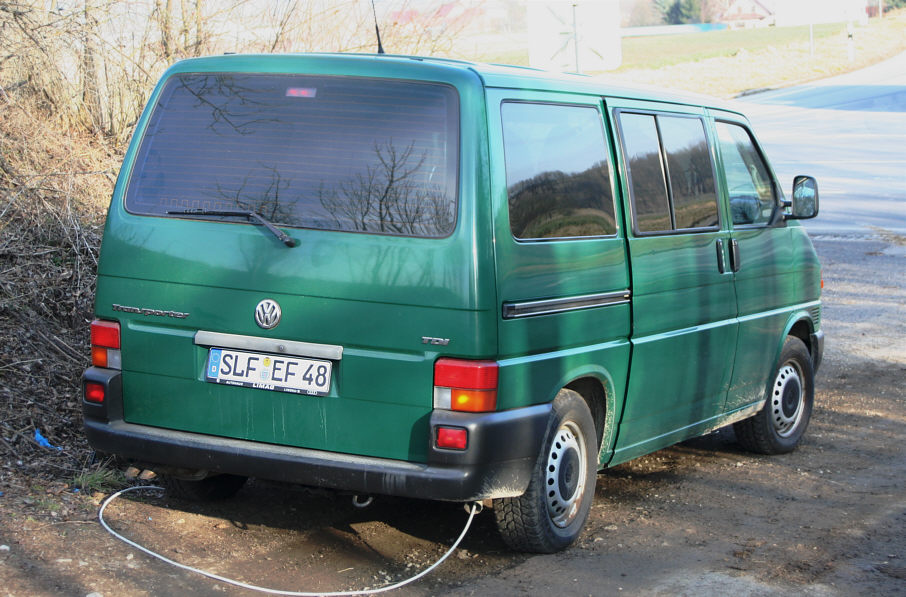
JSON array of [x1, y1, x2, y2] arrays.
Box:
[[92, 57, 497, 465], [708, 110, 823, 411], [485, 88, 631, 460], [789, 225, 823, 308], [607, 100, 739, 461], [721, 226, 794, 409], [613, 232, 738, 460]]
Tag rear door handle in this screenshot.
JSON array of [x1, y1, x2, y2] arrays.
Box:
[[716, 239, 726, 274], [729, 239, 741, 272]]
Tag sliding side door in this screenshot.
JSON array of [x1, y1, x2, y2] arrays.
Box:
[[608, 100, 738, 464]]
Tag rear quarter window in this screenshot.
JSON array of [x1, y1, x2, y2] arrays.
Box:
[[501, 102, 616, 240], [126, 73, 459, 238]]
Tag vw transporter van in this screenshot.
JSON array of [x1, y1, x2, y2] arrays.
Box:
[[83, 53, 823, 553]]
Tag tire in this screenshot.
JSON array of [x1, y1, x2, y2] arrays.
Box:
[[494, 389, 598, 553], [159, 473, 247, 501], [734, 336, 814, 455]]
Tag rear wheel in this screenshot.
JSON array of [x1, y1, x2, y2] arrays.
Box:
[[159, 473, 247, 501], [734, 336, 814, 454], [494, 389, 598, 553]]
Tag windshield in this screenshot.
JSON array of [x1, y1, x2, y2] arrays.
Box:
[[125, 73, 459, 238]]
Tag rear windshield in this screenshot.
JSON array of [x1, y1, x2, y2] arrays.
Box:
[[125, 73, 459, 237]]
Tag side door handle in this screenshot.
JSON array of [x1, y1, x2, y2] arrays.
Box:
[[729, 238, 741, 272], [716, 239, 726, 274]]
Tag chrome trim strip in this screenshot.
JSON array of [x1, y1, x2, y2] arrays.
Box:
[[502, 290, 631, 319], [194, 331, 343, 360]]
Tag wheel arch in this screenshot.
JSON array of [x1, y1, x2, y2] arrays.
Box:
[[786, 316, 815, 356], [767, 311, 817, 400], [557, 368, 619, 467]]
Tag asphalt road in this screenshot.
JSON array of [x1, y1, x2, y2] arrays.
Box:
[[737, 51, 906, 235]]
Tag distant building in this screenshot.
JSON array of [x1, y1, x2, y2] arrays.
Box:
[[720, 0, 867, 28], [771, 0, 866, 26], [720, 0, 774, 29]]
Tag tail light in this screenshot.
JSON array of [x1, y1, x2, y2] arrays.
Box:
[[91, 320, 121, 369], [433, 358, 498, 412]]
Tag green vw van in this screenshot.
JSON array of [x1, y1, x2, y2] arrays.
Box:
[[82, 53, 823, 553]]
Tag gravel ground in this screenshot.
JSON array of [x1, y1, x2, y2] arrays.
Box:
[[0, 232, 903, 597]]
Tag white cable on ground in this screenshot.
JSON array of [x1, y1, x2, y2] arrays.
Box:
[[98, 485, 480, 596]]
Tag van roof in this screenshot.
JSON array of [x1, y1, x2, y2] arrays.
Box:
[[166, 52, 743, 117]]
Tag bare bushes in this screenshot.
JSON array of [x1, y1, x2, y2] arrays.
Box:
[[0, 5, 119, 482], [0, 0, 473, 486], [1, 1, 474, 144], [0, 83, 116, 483]]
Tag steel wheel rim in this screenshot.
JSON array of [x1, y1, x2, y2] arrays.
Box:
[[772, 362, 804, 437], [545, 420, 588, 528]]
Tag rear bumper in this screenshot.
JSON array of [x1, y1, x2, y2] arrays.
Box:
[[82, 367, 550, 502]]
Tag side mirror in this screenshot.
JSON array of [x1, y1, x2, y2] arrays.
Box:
[[786, 175, 819, 220]]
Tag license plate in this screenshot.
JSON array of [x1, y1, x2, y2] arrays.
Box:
[[205, 348, 332, 396]]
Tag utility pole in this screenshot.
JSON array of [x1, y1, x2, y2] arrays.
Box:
[[572, 3, 580, 73]]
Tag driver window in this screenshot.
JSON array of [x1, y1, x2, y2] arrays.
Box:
[[715, 122, 777, 226]]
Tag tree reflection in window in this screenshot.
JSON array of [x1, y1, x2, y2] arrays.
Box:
[[318, 141, 454, 237], [502, 102, 616, 240], [715, 121, 777, 226], [619, 112, 718, 233], [126, 73, 458, 238]]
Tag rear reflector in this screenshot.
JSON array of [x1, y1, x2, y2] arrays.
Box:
[[436, 426, 468, 450], [84, 382, 105, 404], [433, 358, 498, 412]]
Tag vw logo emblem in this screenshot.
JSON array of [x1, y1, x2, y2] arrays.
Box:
[[255, 299, 282, 329]]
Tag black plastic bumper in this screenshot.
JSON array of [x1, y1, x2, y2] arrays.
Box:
[[811, 329, 825, 374], [82, 367, 551, 502]]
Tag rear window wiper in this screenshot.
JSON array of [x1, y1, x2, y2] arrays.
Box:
[[166, 208, 296, 248]]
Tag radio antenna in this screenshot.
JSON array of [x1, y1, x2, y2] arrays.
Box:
[[370, 0, 386, 54]]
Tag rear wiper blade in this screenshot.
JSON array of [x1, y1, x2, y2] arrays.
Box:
[[167, 208, 296, 248]]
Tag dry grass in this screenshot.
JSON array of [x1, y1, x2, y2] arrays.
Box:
[[605, 11, 906, 97], [616, 21, 848, 70]]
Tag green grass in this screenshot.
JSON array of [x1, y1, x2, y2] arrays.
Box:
[[72, 467, 126, 494], [618, 22, 846, 70]]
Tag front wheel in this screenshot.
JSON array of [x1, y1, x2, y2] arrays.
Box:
[[734, 336, 814, 454], [494, 389, 598, 553]]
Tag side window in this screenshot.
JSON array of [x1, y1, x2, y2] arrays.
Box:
[[715, 121, 777, 226], [618, 111, 719, 234], [619, 113, 671, 232], [502, 102, 616, 239], [658, 117, 719, 229]]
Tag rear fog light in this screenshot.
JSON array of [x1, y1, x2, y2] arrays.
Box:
[[436, 426, 468, 450], [85, 382, 105, 404]]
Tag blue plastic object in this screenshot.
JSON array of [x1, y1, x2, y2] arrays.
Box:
[[34, 429, 62, 451]]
